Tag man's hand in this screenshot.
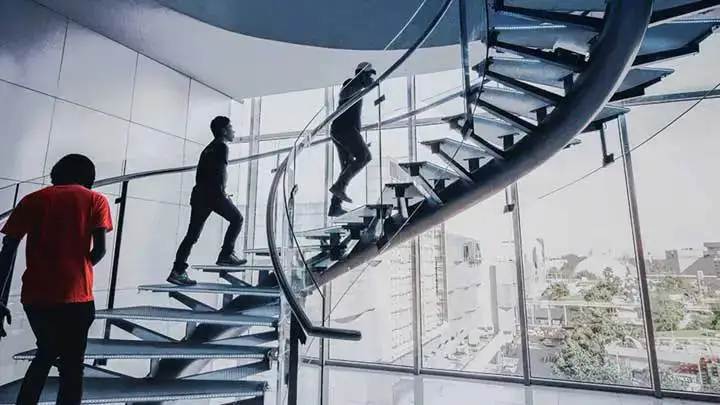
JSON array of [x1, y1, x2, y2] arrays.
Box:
[[0, 304, 11, 340]]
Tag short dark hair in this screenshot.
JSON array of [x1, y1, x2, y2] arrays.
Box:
[[50, 154, 96, 188], [211, 116, 230, 138]]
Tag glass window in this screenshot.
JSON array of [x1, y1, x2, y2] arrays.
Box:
[[628, 99, 720, 394], [421, 192, 523, 376], [518, 126, 651, 387]]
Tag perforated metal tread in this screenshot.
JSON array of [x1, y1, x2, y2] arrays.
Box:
[[14, 339, 270, 361], [213, 330, 280, 346], [478, 87, 551, 118], [0, 378, 266, 404], [421, 138, 492, 162], [638, 19, 720, 60], [138, 283, 280, 297], [184, 360, 272, 381], [443, 113, 517, 139], [192, 264, 275, 272], [96, 306, 278, 327], [331, 206, 378, 225], [295, 225, 346, 239], [399, 161, 460, 182], [485, 58, 673, 99]]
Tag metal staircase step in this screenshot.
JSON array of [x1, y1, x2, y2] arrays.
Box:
[[184, 359, 272, 381], [0, 378, 266, 404], [295, 225, 346, 240], [497, 19, 720, 65], [14, 339, 270, 361], [613, 67, 674, 99], [399, 161, 459, 182], [244, 246, 321, 256], [592, 105, 631, 126], [192, 264, 275, 272], [96, 306, 278, 327], [421, 138, 492, 162], [483, 57, 672, 100], [138, 283, 280, 297], [495, 24, 597, 53], [331, 205, 377, 224], [478, 87, 551, 118], [383, 182, 426, 200], [636, 20, 720, 65], [213, 330, 279, 346], [505, 0, 719, 14], [443, 113, 517, 139], [503, 0, 606, 11]]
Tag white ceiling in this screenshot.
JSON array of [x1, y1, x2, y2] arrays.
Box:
[[36, 0, 487, 100]]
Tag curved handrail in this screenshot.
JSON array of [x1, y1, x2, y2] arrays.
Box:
[[0, 137, 335, 223], [265, 0, 456, 341]]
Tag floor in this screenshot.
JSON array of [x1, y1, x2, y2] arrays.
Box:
[[298, 366, 716, 405]]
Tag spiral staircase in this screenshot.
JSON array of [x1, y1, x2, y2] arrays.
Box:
[[1, 0, 719, 403]]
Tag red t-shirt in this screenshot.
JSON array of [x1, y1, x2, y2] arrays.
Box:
[[1, 185, 113, 305]]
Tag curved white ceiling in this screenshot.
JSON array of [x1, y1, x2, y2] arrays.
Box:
[[36, 0, 488, 100]]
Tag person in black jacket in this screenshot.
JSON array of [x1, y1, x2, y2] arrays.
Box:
[[168, 116, 246, 286], [328, 62, 376, 217]]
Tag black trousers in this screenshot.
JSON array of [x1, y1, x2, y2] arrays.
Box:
[[331, 128, 372, 198], [174, 188, 243, 269], [17, 301, 95, 405]]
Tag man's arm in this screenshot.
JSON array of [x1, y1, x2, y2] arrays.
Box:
[[0, 235, 19, 339], [89, 228, 107, 266], [0, 235, 20, 305]]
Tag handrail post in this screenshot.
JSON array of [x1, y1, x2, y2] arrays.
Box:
[[287, 314, 306, 405], [101, 180, 129, 350]]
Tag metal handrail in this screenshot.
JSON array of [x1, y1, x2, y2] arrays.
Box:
[[265, 0, 456, 341], [0, 137, 336, 223]]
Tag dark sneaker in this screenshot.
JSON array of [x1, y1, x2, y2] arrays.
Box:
[[167, 270, 197, 286], [217, 252, 248, 267], [328, 203, 348, 218], [329, 184, 353, 204]]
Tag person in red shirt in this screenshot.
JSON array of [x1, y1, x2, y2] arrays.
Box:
[[0, 154, 113, 405]]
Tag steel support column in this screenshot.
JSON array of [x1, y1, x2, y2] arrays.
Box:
[[510, 183, 531, 384], [617, 114, 662, 397], [320, 86, 335, 405], [407, 74, 423, 373], [244, 98, 262, 269]]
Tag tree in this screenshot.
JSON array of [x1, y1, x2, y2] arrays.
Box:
[[583, 278, 621, 302], [542, 282, 570, 301], [552, 308, 629, 383], [710, 305, 720, 331], [651, 295, 685, 332]]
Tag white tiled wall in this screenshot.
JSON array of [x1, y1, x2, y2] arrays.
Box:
[[0, 0, 243, 384]]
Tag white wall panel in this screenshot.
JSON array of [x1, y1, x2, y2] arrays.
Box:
[[45, 100, 128, 180], [116, 198, 180, 289], [186, 80, 230, 144], [0, 0, 66, 95], [131, 55, 189, 137], [58, 23, 137, 119], [0, 81, 55, 181], [125, 123, 184, 203]]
